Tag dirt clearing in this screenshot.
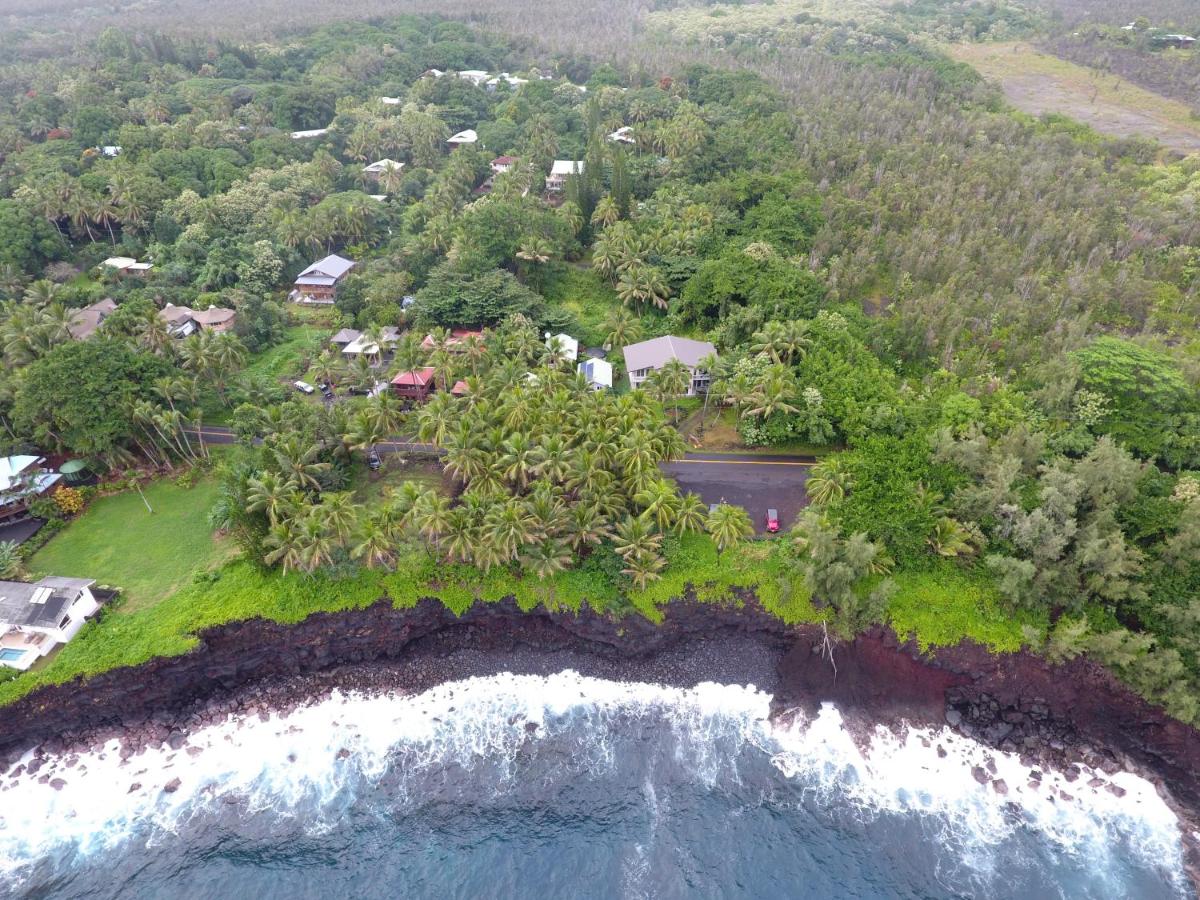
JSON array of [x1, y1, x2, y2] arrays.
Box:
[[949, 42, 1200, 156]]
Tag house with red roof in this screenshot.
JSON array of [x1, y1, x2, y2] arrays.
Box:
[[391, 367, 437, 402]]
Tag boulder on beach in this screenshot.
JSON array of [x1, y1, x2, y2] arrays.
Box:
[[162, 778, 182, 794]]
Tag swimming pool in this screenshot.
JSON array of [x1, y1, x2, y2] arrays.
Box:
[[0, 648, 28, 664]]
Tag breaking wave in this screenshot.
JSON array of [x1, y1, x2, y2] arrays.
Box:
[[0, 671, 1187, 898]]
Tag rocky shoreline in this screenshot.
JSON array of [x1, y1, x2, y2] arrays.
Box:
[[3, 597, 1200, 884]]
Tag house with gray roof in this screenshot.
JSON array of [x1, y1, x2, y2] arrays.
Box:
[[0, 576, 99, 671], [292, 254, 356, 304], [622, 335, 717, 395], [68, 298, 118, 340]]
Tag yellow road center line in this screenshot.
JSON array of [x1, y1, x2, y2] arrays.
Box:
[[670, 459, 814, 467]]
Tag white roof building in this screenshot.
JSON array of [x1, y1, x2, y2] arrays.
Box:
[[608, 126, 635, 144], [363, 158, 404, 175], [380, 96, 402, 105], [447, 129, 478, 146], [456, 70, 490, 86], [546, 160, 584, 192], [290, 128, 329, 139], [486, 73, 529, 91], [0, 456, 61, 522], [578, 357, 613, 390]]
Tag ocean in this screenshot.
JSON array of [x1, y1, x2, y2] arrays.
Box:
[[0, 671, 1188, 899]]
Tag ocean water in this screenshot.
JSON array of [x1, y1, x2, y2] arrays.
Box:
[[0, 671, 1189, 899]]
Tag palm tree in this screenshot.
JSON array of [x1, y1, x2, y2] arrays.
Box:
[[622, 550, 665, 590], [612, 514, 663, 562], [806, 457, 852, 506], [485, 498, 536, 564], [499, 432, 538, 491], [603, 306, 642, 351], [246, 471, 299, 525], [650, 358, 691, 422], [617, 262, 670, 312], [296, 509, 336, 572], [591, 233, 619, 281], [352, 514, 397, 569], [591, 195, 620, 228], [319, 492, 359, 546], [724, 372, 756, 419], [269, 436, 331, 493], [412, 491, 452, 546], [566, 502, 611, 551], [746, 364, 799, 420], [0, 540, 24, 579], [22, 279, 59, 307], [707, 503, 753, 555], [416, 392, 457, 447], [532, 434, 573, 484], [137, 313, 173, 357], [674, 493, 708, 536], [522, 538, 572, 579], [751, 320, 811, 365], [634, 476, 681, 532], [928, 517, 978, 558], [263, 517, 306, 574]]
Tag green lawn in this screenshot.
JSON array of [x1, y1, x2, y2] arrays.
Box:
[[29, 476, 235, 612], [242, 325, 326, 383]]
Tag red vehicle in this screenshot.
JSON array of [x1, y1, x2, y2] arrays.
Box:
[[765, 508, 780, 533]]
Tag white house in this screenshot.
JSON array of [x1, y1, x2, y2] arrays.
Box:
[[290, 127, 330, 139], [491, 155, 517, 174], [545, 332, 579, 362], [99, 257, 153, 277], [342, 327, 399, 362], [546, 160, 584, 192], [608, 126, 635, 145], [622, 335, 717, 395], [447, 128, 478, 147], [363, 158, 404, 178], [379, 96, 402, 105], [0, 456, 60, 525], [456, 70, 490, 86], [578, 357, 613, 391], [0, 577, 100, 671], [486, 73, 528, 92]]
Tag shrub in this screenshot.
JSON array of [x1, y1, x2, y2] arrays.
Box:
[[52, 485, 86, 517]]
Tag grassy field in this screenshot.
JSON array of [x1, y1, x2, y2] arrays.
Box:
[[677, 407, 833, 457], [242, 325, 327, 384], [28, 477, 235, 612], [948, 42, 1200, 155]]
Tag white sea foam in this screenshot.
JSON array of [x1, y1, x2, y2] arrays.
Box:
[[0, 671, 1186, 894]]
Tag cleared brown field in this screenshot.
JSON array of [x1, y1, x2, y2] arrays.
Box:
[[949, 41, 1200, 155]]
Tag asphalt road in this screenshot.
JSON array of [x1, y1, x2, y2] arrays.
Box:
[[662, 453, 812, 534], [189, 429, 812, 530]]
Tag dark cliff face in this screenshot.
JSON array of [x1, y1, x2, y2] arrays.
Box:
[[3, 598, 1200, 824]]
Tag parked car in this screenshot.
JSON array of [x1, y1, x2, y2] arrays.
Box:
[[293, 380, 315, 394], [367, 450, 382, 471], [765, 508, 780, 533]]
